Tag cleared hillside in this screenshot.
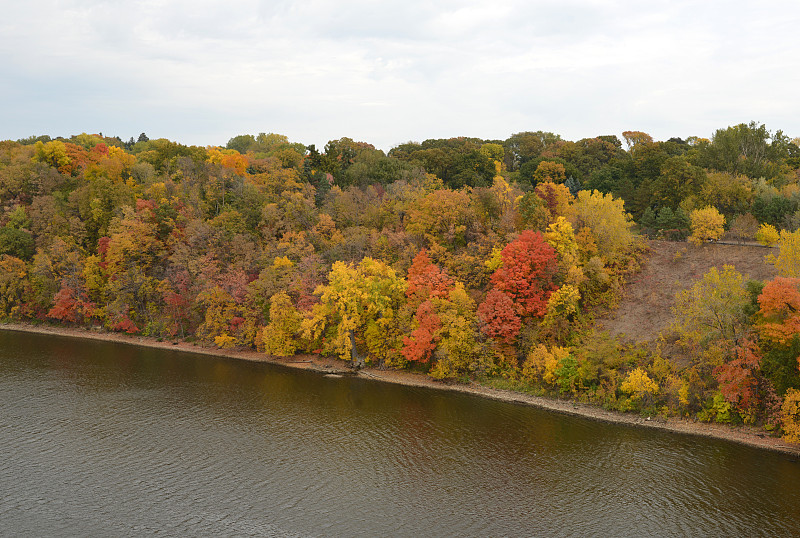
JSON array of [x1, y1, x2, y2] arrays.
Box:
[[597, 240, 777, 346]]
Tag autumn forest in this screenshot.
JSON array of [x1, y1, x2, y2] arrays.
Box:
[[2, 124, 800, 442]]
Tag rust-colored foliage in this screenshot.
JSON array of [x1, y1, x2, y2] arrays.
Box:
[[491, 230, 558, 317], [62, 142, 105, 176], [714, 338, 762, 412], [402, 300, 442, 363], [406, 249, 453, 304], [534, 182, 572, 222], [477, 289, 521, 344], [163, 287, 191, 337], [111, 315, 139, 334], [621, 130, 654, 151], [47, 286, 94, 324], [757, 277, 800, 345]]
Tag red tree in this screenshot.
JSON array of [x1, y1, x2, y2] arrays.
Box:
[[112, 315, 140, 334], [47, 286, 94, 324], [714, 338, 762, 412], [477, 289, 521, 344], [491, 230, 558, 317], [406, 250, 453, 304], [402, 300, 442, 363]]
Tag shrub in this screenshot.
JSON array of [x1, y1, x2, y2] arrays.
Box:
[[756, 223, 780, 247]]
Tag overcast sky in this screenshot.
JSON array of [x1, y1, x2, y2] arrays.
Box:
[[2, 0, 799, 151]]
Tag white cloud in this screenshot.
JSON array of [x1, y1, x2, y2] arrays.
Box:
[[2, 0, 799, 149]]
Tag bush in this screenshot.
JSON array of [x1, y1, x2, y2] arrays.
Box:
[[756, 223, 780, 247], [698, 392, 734, 423]]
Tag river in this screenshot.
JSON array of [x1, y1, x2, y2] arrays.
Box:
[[1, 330, 798, 537]]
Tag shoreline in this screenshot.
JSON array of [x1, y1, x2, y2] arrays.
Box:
[[3, 321, 799, 457]]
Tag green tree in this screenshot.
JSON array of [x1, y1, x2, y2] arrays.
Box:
[[697, 121, 790, 180], [0, 227, 34, 260], [650, 156, 705, 210], [672, 265, 749, 347], [693, 171, 752, 220]]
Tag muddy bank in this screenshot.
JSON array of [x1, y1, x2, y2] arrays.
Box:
[[2, 322, 798, 457]]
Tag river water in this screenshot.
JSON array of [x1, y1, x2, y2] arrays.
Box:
[[1, 330, 798, 537]]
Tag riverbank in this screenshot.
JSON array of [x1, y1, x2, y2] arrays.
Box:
[[3, 321, 799, 457]]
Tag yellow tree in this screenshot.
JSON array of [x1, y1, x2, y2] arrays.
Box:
[[478, 142, 504, 173], [673, 265, 749, 345], [534, 182, 573, 224], [573, 189, 635, 265], [521, 344, 571, 385], [672, 264, 750, 387], [102, 202, 167, 332], [781, 389, 800, 443], [533, 161, 566, 184], [261, 292, 302, 357], [544, 216, 585, 286], [696, 172, 753, 218], [688, 206, 725, 246], [484, 176, 521, 236], [196, 286, 241, 346], [540, 284, 581, 342], [621, 367, 659, 400], [33, 140, 71, 173], [755, 223, 780, 247], [207, 147, 248, 176], [0, 255, 28, 319], [405, 189, 473, 248], [428, 282, 481, 379], [305, 258, 406, 367], [767, 230, 800, 277]]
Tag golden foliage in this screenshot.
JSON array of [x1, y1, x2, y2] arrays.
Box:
[[214, 334, 237, 349], [767, 229, 800, 277], [781, 388, 800, 443], [261, 292, 301, 357], [543, 284, 580, 318], [428, 282, 480, 379], [621, 367, 659, 399], [0, 255, 28, 318], [311, 257, 406, 364], [755, 223, 779, 247], [688, 206, 725, 246], [573, 190, 634, 264], [521, 344, 570, 385]]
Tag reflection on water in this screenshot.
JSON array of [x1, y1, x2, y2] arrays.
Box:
[[1, 330, 798, 537]]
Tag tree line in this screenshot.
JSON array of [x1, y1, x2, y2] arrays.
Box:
[[1, 123, 799, 442]]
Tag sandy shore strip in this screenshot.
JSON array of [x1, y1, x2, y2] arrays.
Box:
[[2, 321, 799, 457]]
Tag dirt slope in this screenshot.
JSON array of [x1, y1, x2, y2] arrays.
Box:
[[597, 240, 777, 345]]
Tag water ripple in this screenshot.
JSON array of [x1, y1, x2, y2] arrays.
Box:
[[1, 331, 799, 536]]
